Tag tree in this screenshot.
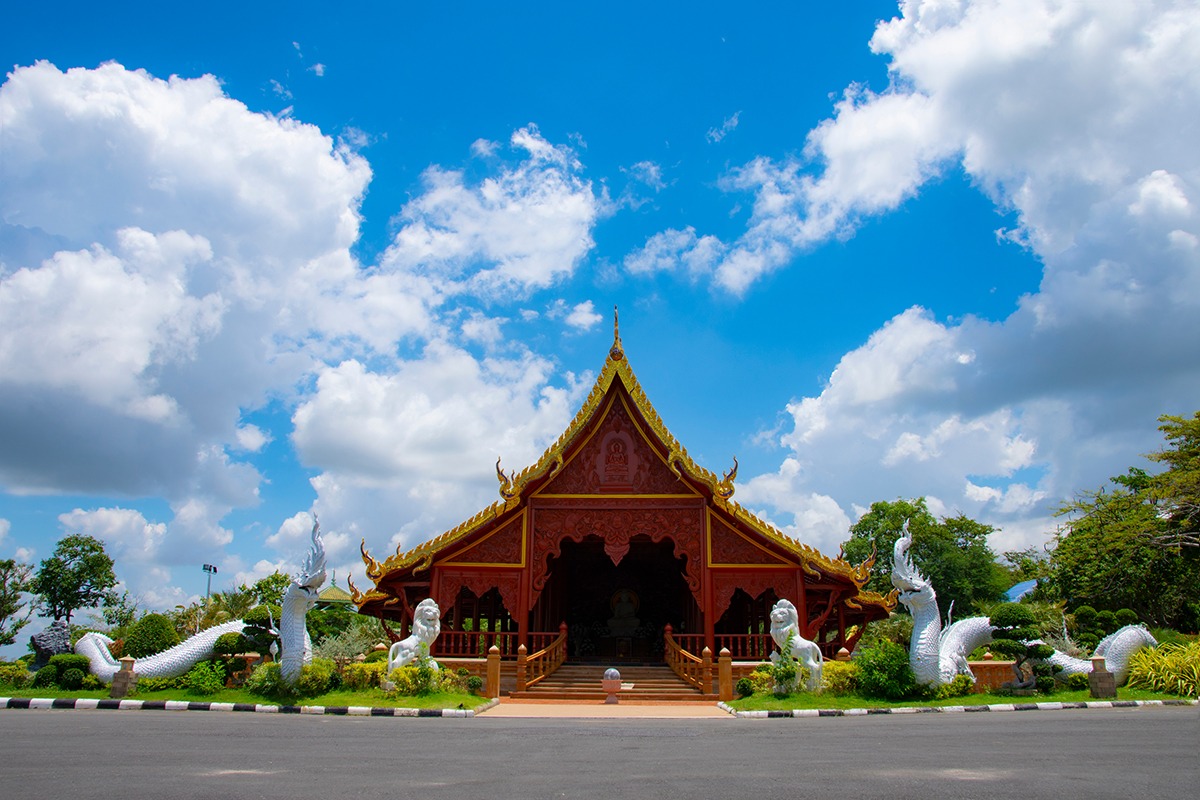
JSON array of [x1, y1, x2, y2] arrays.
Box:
[[0, 559, 34, 646], [250, 572, 291, 606], [989, 603, 1057, 692], [31, 534, 118, 622], [1047, 466, 1200, 629], [840, 499, 1009, 619], [1146, 412, 1200, 549]]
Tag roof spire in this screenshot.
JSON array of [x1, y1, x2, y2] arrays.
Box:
[[610, 305, 624, 360]]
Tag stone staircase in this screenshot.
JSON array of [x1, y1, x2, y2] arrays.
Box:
[[507, 663, 716, 701]]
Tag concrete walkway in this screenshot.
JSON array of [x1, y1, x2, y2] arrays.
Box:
[[480, 698, 732, 718]]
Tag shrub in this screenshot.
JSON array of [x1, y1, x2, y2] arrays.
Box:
[[466, 675, 484, 694], [185, 660, 226, 696], [59, 668, 86, 690], [213, 632, 250, 656], [363, 649, 388, 663], [244, 662, 287, 698], [855, 640, 916, 701], [1072, 605, 1098, 634], [820, 661, 859, 695], [297, 658, 338, 696], [343, 661, 386, 691], [735, 677, 754, 697], [49, 653, 92, 679], [1114, 608, 1140, 628], [386, 664, 437, 697], [32, 665, 58, 688], [1127, 641, 1200, 697], [1065, 672, 1090, 690], [245, 659, 337, 700], [936, 673, 975, 699], [0, 663, 31, 688], [123, 614, 181, 659], [137, 675, 187, 692], [81, 674, 105, 690], [1095, 610, 1118, 636], [1076, 633, 1100, 651]]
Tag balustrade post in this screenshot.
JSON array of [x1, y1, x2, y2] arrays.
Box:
[[701, 647, 713, 695], [516, 644, 528, 693], [718, 647, 733, 701], [486, 645, 502, 698]]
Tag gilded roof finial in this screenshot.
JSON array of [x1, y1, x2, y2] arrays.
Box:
[[610, 305, 624, 360]]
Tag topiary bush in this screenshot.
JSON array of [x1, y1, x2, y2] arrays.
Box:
[[243, 605, 281, 654], [989, 603, 1055, 690], [48, 653, 92, 678], [32, 665, 58, 688], [363, 649, 388, 663], [213, 631, 250, 656], [735, 676, 754, 698], [855, 640, 916, 700], [123, 613, 181, 659], [59, 668, 86, 690], [466, 675, 484, 695], [185, 660, 226, 696]]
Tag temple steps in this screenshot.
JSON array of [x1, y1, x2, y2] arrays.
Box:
[[507, 663, 716, 701]]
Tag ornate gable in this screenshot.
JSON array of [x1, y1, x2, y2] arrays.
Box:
[[539, 392, 691, 496]]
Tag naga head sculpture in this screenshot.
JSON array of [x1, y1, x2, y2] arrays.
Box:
[[293, 516, 328, 598], [890, 521, 935, 611]]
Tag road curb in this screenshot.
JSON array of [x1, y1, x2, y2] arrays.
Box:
[[0, 696, 495, 718], [717, 698, 1198, 718]]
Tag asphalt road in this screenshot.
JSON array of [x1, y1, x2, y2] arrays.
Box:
[[2, 706, 1196, 799]]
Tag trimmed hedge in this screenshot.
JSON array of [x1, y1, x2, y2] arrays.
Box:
[[123, 614, 181, 659]]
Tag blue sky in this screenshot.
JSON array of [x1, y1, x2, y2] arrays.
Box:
[[2, 1, 1198, 654]]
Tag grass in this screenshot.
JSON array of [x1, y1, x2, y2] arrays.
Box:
[[727, 686, 1193, 711], [0, 685, 486, 709]]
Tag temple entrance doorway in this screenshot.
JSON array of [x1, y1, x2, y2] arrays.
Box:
[[534, 535, 697, 662]]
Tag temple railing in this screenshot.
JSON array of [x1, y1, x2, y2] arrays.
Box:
[[516, 622, 568, 692], [434, 630, 560, 659], [663, 624, 711, 693], [670, 632, 776, 662]]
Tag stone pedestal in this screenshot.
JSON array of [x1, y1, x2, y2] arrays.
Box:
[[1088, 656, 1116, 698], [110, 657, 139, 698], [602, 668, 622, 704]]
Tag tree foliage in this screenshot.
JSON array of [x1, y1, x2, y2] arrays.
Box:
[[250, 572, 291, 606], [0, 558, 34, 646], [123, 612, 181, 658], [841, 498, 1009, 619], [31, 534, 118, 622], [1047, 415, 1200, 631], [1146, 412, 1200, 549]]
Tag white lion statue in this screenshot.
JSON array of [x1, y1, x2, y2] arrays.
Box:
[[387, 598, 442, 674], [769, 598, 824, 692]]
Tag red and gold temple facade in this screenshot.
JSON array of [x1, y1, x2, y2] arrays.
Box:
[[351, 325, 894, 662]]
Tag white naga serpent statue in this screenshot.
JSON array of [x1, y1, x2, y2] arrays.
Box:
[[76, 517, 327, 687], [890, 525, 997, 687], [890, 523, 1156, 687]]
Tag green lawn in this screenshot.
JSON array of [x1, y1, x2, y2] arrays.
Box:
[[0, 685, 486, 710], [727, 686, 1193, 711]]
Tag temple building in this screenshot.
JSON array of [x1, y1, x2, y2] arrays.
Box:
[[350, 317, 894, 666]]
